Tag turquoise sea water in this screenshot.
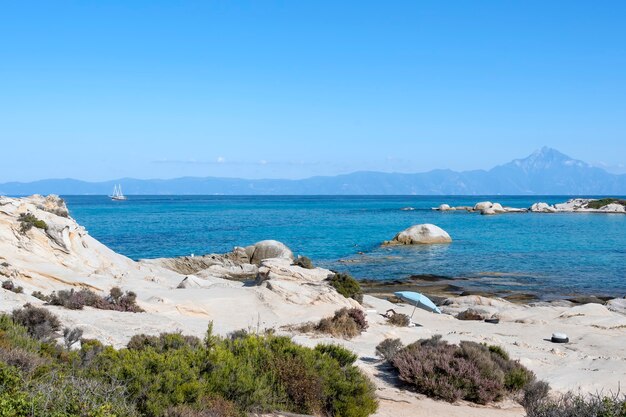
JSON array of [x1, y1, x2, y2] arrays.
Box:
[[63, 196, 626, 299]]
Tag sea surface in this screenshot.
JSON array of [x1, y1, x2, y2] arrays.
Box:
[[63, 195, 626, 300]]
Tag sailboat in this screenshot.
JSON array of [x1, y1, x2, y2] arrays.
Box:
[[110, 184, 127, 201]]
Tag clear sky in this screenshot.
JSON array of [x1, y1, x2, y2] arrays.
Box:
[[1, 1, 625, 181]]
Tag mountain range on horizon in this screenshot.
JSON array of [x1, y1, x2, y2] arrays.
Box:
[[2, 147, 625, 196]]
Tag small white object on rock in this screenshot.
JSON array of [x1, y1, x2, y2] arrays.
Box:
[[551, 332, 569, 343]]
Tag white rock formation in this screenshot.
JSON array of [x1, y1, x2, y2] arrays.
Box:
[[530, 202, 557, 213], [0, 195, 356, 343], [437, 204, 454, 211], [384, 224, 452, 245], [474, 201, 493, 211], [246, 240, 294, 264]]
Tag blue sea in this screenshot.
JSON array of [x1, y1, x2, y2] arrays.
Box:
[[63, 196, 626, 300]]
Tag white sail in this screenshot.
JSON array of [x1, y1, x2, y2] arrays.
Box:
[[110, 184, 127, 200]]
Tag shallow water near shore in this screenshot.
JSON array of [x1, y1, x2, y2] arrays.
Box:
[[63, 195, 626, 300]]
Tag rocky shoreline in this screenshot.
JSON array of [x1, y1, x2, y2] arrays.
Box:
[[2, 195, 625, 417], [433, 197, 626, 215]]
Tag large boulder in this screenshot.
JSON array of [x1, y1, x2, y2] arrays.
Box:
[[473, 201, 493, 211], [383, 224, 452, 245], [247, 240, 294, 265]]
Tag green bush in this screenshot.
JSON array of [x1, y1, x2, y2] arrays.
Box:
[[0, 313, 377, 417], [586, 198, 626, 209], [18, 213, 48, 234], [315, 344, 358, 367], [327, 273, 363, 304]]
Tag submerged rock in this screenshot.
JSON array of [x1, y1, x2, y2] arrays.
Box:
[[383, 224, 452, 245]]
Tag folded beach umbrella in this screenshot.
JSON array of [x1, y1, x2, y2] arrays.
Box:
[[394, 291, 442, 316]]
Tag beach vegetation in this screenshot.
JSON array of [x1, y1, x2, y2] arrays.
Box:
[[18, 213, 48, 234], [298, 307, 369, 339], [44, 287, 144, 312], [386, 313, 410, 327], [523, 389, 626, 417], [586, 198, 626, 209], [11, 304, 61, 341], [31, 290, 50, 302], [2, 280, 23, 294], [327, 272, 363, 304], [0, 311, 378, 417], [293, 255, 314, 269], [379, 335, 539, 405], [375, 338, 403, 361]]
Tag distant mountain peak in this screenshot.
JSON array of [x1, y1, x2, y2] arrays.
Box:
[[508, 147, 590, 171]]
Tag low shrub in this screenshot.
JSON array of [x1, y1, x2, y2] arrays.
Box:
[[524, 390, 626, 417], [45, 287, 144, 312], [327, 272, 363, 304], [385, 335, 538, 405], [12, 304, 61, 341], [18, 212, 48, 234], [0, 346, 46, 373], [2, 280, 23, 294], [310, 308, 368, 339], [456, 308, 486, 321], [375, 338, 404, 361], [315, 343, 358, 367], [386, 313, 410, 327], [293, 256, 314, 269], [127, 332, 202, 352], [63, 327, 83, 349], [164, 396, 242, 417], [31, 290, 51, 302]]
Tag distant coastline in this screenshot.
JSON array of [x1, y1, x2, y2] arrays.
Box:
[[2, 148, 626, 195]]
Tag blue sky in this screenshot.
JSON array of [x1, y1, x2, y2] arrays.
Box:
[[1, 1, 625, 181]]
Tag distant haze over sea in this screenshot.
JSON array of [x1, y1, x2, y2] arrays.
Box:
[[2, 147, 625, 195]]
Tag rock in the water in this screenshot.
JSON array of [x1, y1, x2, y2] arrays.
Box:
[[491, 203, 505, 213], [247, 240, 294, 265], [601, 203, 626, 213], [384, 224, 452, 245], [437, 204, 454, 211], [531, 202, 556, 213], [474, 201, 493, 211], [481, 207, 497, 215]]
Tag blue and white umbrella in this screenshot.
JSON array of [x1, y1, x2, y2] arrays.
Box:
[[394, 291, 442, 316]]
